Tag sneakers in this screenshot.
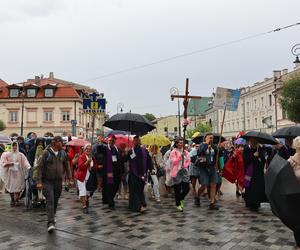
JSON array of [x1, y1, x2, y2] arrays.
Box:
[[194, 197, 200, 206], [176, 205, 183, 212], [180, 201, 184, 209], [47, 223, 56, 233], [209, 203, 219, 210]]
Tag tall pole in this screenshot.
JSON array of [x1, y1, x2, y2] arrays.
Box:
[[170, 87, 181, 137], [20, 85, 25, 136], [274, 84, 278, 130], [177, 98, 181, 137]]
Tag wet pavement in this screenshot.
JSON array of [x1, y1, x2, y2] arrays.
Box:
[[0, 181, 297, 250]]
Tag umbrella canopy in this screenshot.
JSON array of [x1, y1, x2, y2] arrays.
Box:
[[141, 134, 171, 147], [272, 125, 300, 138], [191, 132, 200, 138], [234, 138, 246, 145], [103, 112, 155, 136], [241, 131, 278, 145], [66, 138, 90, 147], [265, 154, 300, 231], [0, 135, 12, 144], [104, 134, 134, 148], [192, 133, 226, 145]]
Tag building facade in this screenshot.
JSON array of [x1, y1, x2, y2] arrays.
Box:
[[0, 73, 106, 138], [205, 64, 300, 138]]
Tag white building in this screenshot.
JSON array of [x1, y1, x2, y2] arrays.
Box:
[[205, 63, 300, 138]]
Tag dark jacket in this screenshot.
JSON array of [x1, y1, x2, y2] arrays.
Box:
[[36, 147, 71, 182]]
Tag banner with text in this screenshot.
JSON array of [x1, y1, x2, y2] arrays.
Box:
[[213, 87, 240, 111]]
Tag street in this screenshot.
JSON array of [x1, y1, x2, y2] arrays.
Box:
[[0, 181, 296, 250]]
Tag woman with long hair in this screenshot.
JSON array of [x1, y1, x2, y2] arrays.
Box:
[[169, 138, 190, 212], [75, 144, 95, 213]]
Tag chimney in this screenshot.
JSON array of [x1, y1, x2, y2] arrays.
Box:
[[35, 76, 40, 84], [282, 69, 288, 75], [49, 72, 54, 80], [273, 70, 281, 81]]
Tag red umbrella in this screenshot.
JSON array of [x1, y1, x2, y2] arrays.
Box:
[[105, 134, 133, 148], [66, 138, 89, 147]]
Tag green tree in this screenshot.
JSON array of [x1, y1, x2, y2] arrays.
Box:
[[144, 113, 156, 122], [0, 120, 5, 131], [280, 75, 300, 123], [187, 122, 212, 138]]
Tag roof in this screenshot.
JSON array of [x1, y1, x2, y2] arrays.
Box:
[[0, 75, 93, 99]]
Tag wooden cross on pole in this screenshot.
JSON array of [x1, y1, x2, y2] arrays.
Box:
[[170, 78, 201, 141]]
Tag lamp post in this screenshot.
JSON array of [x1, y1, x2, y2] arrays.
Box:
[[292, 43, 300, 67], [20, 84, 25, 136], [117, 102, 124, 113], [170, 87, 181, 137]]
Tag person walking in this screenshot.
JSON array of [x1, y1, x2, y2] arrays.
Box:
[[75, 144, 95, 213], [127, 136, 153, 213], [0, 142, 31, 206], [97, 135, 123, 210], [35, 136, 71, 233], [148, 144, 162, 202], [169, 138, 190, 212], [287, 136, 300, 249], [243, 138, 267, 211], [197, 133, 219, 210]]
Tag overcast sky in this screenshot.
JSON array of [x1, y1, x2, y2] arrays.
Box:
[[1, 0, 299, 117]]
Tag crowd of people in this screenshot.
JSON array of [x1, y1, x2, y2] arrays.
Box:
[[0, 132, 299, 248]]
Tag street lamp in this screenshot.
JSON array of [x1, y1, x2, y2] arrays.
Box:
[[117, 102, 124, 113], [170, 87, 181, 137], [292, 43, 300, 66], [20, 84, 25, 136]]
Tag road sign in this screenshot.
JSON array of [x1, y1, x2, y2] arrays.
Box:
[[71, 120, 77, 125], [83, 92, 106, 113]]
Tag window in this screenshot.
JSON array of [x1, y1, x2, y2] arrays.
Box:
[[255, 118, 258, 128], [164, 127, 168, 132], [10, 89, 19, 97], [247, 119, 250, 129], [9, 111, 18, 122], [62, 111, 70, 122], [254, 99, 257, 109], [237, 121, 240, 130], [246, 102, 250, 112], [269, 95, 272, 106], [44, 89, 54, 97], [174, 127, 178, 132], [27, 89, 36, 97], [232, 122, 235, 131], [261, 97, 264, 108], [27, 111, 36, 122], [44, 111, 53, 122]]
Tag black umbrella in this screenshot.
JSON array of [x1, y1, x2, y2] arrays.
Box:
[[265, 154, 300, 231], [103, 113, 155, 136], [241, 131, 278, 145], [192, 133, 226, 145], [272, 125, 300, 138]]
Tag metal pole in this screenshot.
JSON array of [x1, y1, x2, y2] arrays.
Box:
[[177, 98, 181, 137], [20, 86, 25, 136], [91, 113, 95, 145], [274, 84, 278, 130]]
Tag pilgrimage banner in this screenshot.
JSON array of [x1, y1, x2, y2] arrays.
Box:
[[213, 87, 241, 111]]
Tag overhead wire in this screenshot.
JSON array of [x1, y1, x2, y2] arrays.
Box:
[[84, 22, 300, 82]]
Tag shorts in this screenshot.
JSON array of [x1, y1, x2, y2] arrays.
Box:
[[189, 164, 201, 178], [199, 165, 217, 186]]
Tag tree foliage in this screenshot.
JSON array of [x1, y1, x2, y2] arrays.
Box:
[[144, 113, 156, 122], [280, 75, 300, 123], [0, 120, 5, 131], [187, 122, 212, 138]]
